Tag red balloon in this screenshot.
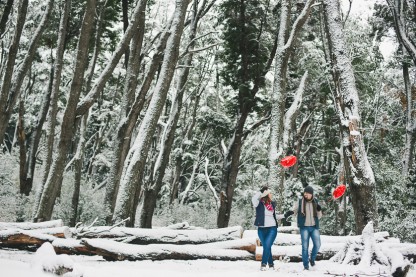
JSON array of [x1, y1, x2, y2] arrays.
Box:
[[280, 155, 297, 168], [333, 184, 346, 199]]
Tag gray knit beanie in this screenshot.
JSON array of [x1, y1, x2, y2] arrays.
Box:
[[303, 185, 314, 195]]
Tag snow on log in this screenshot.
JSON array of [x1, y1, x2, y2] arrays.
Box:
[[0, 220, 63, 230], [52, 238, 95, 256], [201, 237, 257, 253], [243, 230, 390, 246], [379, 242, 416, 261], [76, 226, 243, 244], [255, 243, 343, 262], [0, 229, 58, 250], [81, 238, 254, 261], [161, 222, 202, 230]]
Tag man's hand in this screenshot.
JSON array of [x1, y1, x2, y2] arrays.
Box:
[[316, 204, 322, 212], [284, 210, 294, 219]]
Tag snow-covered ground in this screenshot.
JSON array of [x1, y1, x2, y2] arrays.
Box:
[[1, 248, 415, 277]]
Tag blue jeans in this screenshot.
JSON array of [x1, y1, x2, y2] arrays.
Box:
[[257, 226, 278, 266], [300, 226, 321, 269]]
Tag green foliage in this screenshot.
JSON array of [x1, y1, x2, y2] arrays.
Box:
[[374, 161, 416, 242], [217, 0, 275, 109], [197, 106, 233, 138]]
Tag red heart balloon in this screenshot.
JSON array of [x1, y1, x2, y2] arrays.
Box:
[[333, 184, 346, 199], [280, 155, 297, 168]]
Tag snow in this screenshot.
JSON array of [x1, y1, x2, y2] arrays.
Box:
[[0, 219, 63, 230], [32, 243, 75, 275], [2, 248, 415, 277]]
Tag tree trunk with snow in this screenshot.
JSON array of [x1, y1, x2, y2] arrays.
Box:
[[0, 0, 54, 143], [81, 238, 254, 261], [386, 0, 416, 176], [0, 0, 28, 142], [34, 0, 72, 216], [20, 65, 53, 196], [33, 0, 97, 222], [401, 58, 416, 175], [268, 0, 315, 212], [0, 0, 14, 37], [69, 115, 88, 227], [217, 111, 250, 228], [139, 0, 211, 229], [112, 0, 191, 226], [323, 0, 377, 234], [102, 11, 170, 224], [103, 28, 169, 225]]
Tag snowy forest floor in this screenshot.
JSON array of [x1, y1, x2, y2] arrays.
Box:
[[1, 248, 415, 277]]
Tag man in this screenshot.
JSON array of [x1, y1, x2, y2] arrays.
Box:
[[285, 185, 322, 270]]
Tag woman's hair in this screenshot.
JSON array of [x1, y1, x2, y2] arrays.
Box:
[[260, 186, 269, 193], [260, 186, 271, 202]]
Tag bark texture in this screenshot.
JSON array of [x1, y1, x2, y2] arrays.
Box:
[[323, 0, 377, 234]]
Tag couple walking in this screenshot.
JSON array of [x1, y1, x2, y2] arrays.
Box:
[[251, 185, 322, 271]]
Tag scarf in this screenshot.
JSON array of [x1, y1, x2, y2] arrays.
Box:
[[301, 197, 317, 217], [261, 199, 274, 211]]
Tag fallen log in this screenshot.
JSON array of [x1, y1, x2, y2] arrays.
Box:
[[0, 230, 58, 250], [52, 238, 96, 256], [0, 220, 63, 230], [81, 238, 254, 261], [202, 237, 257, 253], [255, 243, 343, 262], [243, 230, 390, 246], [75, 226, 243, 245]]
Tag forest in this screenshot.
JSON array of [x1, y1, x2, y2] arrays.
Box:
[[0, 0, 415, 245]]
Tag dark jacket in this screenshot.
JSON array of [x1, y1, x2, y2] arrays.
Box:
[[254, 200, 278, 227], [296, 198, 320, 229]]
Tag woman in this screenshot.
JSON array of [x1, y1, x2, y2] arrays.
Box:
[[252, 186, 284, 271]]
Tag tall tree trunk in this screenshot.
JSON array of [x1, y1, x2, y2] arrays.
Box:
[[69, 114, 88, 227], [401, 59, 416, 175], [169, 94, 200, 204], [268, 0, 315, 212], [33, 0, 97, 222], [139, 0, 206, 228], [103, 3, 169, 225], [217, 110, 249, 228], [122, 0, 129, 67], [35, 0, 72, 216], [0, 0, 14, 37], [387, 1, 416, 175], [18, 94, 28, 195], [112, 0, 191, 226], [21, 61, 54, 196], [323, 0, 377, 234], [0, 0, 29, 142], [0, 0, 54, 142], [35, 0, 71, 214]]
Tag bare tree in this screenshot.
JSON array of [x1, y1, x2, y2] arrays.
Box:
[[139, 0, 216, 229], [0, 0, 54, 143], [112, 0, 191, 226], [103, 0, 166, 224], [33, 0, 98, 222], [34, 0, 72, 215]]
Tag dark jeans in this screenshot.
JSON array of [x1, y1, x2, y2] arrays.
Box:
[[257, 226, 278, 266], [300, 226, 321, 269]]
